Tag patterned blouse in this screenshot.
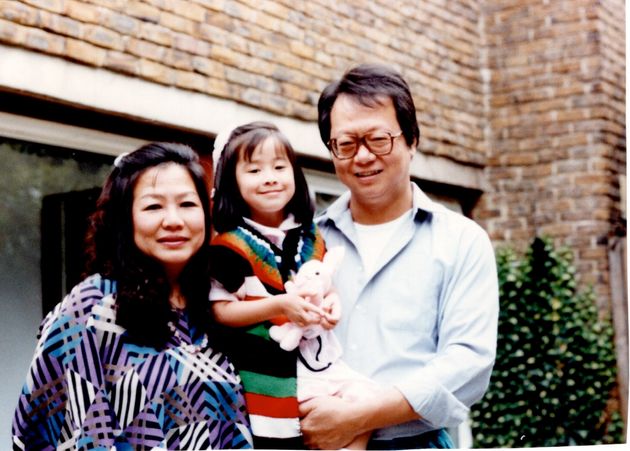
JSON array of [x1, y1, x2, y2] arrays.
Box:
[[12, 274, 252, 450]]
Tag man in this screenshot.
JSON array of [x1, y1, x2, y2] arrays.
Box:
[[299, 64, 499, 449]]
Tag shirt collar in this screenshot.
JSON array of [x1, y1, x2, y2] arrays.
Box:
[[321, 182, 442, 225]]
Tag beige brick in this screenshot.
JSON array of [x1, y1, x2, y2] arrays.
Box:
[[0, 17, 26, 44], [203, 11, 232, 30], [160, 10, 195, 34], [254, 10, 281, 32], [209, 45, 238, 65], [126, 37, 166, 62], [502, 152, 539, 166], [24, 26, 64, 54], [290, 40, 313, 59], [40, 10, 82, 38], [22, 0, 64, 14], [173, 32, 211, 56], [262, 1, 290, 20], [1, 1, 40, 26], [172, 0, 207, 22], [223, 1, 255, 21], [139, 22, 173, 46], [174, 69, 206, 92], [522, 163, 553, 178], [574, 173, 612, 186], [192, 0, 226, 12], [189, 56, 224, 76], [538, 223, 574, 237], [64, 1, 101, 24], [66, 37, 107, 65], [268, 47, 301, 70], [139, 58, 175, 85], [103, 10, 139, 35], [104, 50, 138, 75], [281, 83, 308, 102], [84, 24, 124, 50], [81, 0, 125, 8], [159, 48, 190, 70], [579, 246, 609, 260], [205, 76, 232, 98], [126, 1, 160, 23]]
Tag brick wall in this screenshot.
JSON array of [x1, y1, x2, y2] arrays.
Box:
[[0, 0, 486, 165], [475, 0, 626, 309]]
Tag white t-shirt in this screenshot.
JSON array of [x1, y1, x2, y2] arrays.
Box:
[[354, 209, 413, 275]]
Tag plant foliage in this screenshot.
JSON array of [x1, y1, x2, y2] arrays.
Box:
[[471, 237, 622, 447]]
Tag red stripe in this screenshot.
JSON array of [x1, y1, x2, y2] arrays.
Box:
[[245, 393, 299, 418]]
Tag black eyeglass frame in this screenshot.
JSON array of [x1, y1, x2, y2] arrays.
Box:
[[327, 131, 404, 160]]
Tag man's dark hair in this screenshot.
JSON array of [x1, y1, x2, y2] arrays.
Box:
[[212, 121, 314, 233], [318, 63, 420, 149], [84, 142, 212, 349]]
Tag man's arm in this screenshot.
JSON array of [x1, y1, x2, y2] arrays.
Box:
[[299, 387, 419, 449]]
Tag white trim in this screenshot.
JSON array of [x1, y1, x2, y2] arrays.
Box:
[[303, 168, 346, 197], [410, 152, 486, 191], [0, 45, 485, 190], [0, 112, 145, 156]]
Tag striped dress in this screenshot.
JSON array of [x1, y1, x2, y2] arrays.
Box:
[[210, 220, 326, 449], [12, 274, 253, 450]]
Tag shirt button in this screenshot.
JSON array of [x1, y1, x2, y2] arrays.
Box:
[[349, 343, 358, 351]]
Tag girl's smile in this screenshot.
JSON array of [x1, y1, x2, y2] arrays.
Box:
[[235, 136, 296, 227]]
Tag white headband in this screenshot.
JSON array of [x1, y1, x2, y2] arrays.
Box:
[[212, 124, 240, 172], [113, 152, 129, 168]]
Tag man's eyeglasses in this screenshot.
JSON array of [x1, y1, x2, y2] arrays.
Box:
[[327, 131, 403, 160]]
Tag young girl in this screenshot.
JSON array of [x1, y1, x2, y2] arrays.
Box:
[[210, 122, 375, 449]]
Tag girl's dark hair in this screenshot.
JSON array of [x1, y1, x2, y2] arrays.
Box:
[[84, 142, 212, 349], [212, 121, 314, 233], [318, 63, 420, 149]]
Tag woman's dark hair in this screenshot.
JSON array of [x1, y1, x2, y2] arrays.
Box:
[[212, 121, 314, 233], [318, 63, 420, 149], [84, 142, 213, 349]]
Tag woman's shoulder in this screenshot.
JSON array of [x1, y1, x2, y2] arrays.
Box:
[[42, 274, 116, 331], [69, 274, 117, 306]]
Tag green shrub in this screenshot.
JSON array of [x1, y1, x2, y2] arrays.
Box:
[[471, 237, 622, 447]]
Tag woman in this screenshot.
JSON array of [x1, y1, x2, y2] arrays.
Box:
[[12, 143, 253, 450]]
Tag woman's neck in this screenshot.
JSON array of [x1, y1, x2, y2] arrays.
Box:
[[169, 283, 186, 309]]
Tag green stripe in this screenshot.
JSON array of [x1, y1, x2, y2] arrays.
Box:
[[240, 370, 297, 397], [247, 323, 271, 339]]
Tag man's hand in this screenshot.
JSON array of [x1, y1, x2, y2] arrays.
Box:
[[299, 396, 365, 449], [300, 386, 421, 449]]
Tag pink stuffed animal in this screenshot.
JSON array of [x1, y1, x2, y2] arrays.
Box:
[[269, 246, 345, 351]]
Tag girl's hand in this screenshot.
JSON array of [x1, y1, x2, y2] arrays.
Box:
[[320, 291, 341, 329], [279, 294, 326, 327]]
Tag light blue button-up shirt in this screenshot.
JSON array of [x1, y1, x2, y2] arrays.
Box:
[[316, 183, 499, 439]]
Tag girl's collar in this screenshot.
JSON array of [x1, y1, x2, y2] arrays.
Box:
[[242, 214, 301, 233], [242, 214, 301, 250]]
